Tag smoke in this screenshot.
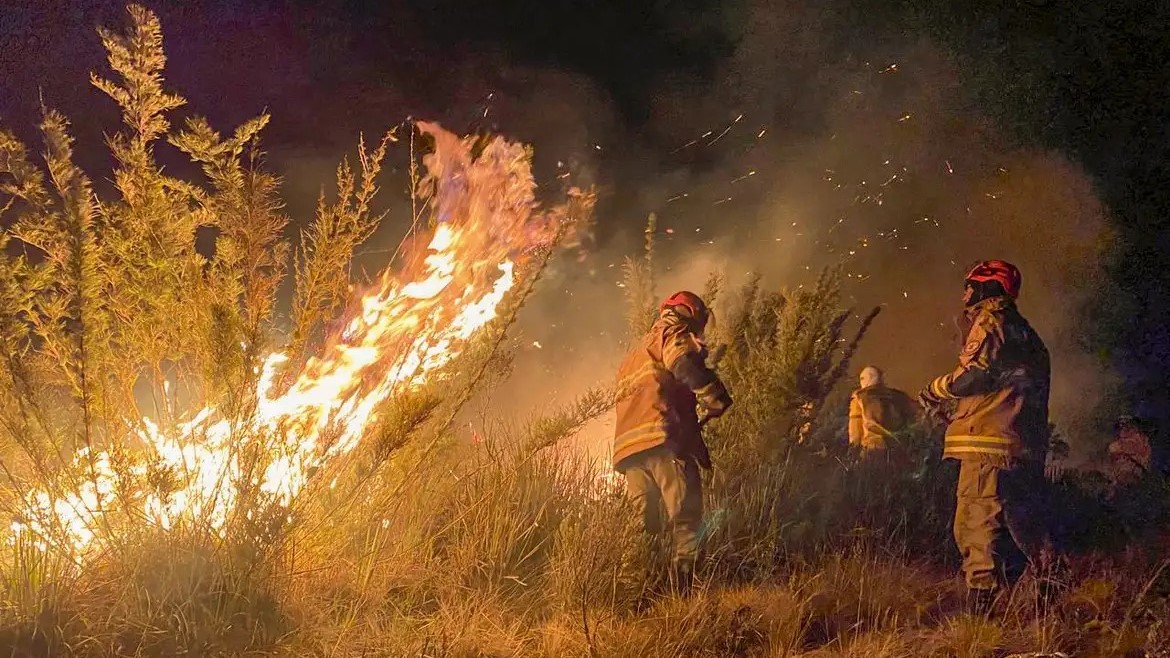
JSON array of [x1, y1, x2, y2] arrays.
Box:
[[0, 2, 1117, 456], [187, 0, 1113, 459], [474, 1, 1115, 455]]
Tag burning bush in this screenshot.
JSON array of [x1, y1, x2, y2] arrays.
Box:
[[2, 6, 1169, 658], [0, 4, 596, 653]]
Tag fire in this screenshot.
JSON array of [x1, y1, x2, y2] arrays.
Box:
[[11, 123, 576, 558]]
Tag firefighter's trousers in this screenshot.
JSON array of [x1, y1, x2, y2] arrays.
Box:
[[623, 445, 703, 570], [953, 459, 1053, 591]]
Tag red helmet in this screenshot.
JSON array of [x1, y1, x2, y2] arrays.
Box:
[[964, 260, 1022, 299], [660, 290, 710, 328]]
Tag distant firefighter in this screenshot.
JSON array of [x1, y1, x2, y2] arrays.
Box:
[[848, 366, 918, 453], [1107, 415, 1153, 488], [918, 260, 1055, 615], [613, 291, 732, 594]]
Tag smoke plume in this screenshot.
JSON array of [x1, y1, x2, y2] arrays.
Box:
[[0, 0, 1112, 456], [470, 2, 1115, 457]]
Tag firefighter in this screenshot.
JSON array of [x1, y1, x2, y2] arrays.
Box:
[[918, 260, 1055, 615], [1106, 415, 1153, 489], [613, 291, 732, 594], [1103, 414, 1160, 542], [848, 366, 918, 455]]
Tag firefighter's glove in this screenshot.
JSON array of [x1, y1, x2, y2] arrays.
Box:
[[670, 350, 732, 420], [697, 379, 733, 420], [917, 388, 944, 412], [917, 389, 952, 426]]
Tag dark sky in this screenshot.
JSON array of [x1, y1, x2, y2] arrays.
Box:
[[3, 0, 1170, 438]]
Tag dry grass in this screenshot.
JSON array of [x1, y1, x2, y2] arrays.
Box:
[[2, 5, 1170, 658]]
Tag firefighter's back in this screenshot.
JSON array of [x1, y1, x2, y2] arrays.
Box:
[[946, 299, 1050, 460], [613, 328, 669, 471]]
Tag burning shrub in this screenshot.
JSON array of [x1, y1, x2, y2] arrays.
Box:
[[0, 4, 594, 654], [2, 5, 1169, 658]]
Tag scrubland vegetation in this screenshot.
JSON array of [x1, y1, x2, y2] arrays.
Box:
[[1, 6, 1169, 657]]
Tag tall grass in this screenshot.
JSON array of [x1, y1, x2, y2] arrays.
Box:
[[2, 5, 1170, 658]]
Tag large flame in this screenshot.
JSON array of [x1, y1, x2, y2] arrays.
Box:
[[11, 123, 570, 558]]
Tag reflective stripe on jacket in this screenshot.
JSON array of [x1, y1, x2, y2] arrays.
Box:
[[927, 297, 1050, 462], [613, 316, 713, 471]]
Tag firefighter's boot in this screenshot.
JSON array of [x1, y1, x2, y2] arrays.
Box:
[[670, 558, 695, 597]]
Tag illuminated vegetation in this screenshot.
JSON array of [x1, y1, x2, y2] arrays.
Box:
[[1, 5, 1168, 657]]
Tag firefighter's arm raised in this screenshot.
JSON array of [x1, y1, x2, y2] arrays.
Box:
[[663, 328, 732, 418], [922, 315, 1001, 403]]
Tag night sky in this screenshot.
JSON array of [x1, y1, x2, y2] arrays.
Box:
[[2, 0, 1169, 442]]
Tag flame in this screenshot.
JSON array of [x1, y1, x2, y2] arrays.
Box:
[[11, 123, 571, 558]]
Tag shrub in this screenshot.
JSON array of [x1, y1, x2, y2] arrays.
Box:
[[3, 6, 1170, 658]]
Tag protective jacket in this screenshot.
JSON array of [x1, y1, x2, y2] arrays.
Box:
[[848, 385, 918, 450], [926, 296, 1050, 462], [1108, 428, 1152, 486], [613, 312, 730, 472]]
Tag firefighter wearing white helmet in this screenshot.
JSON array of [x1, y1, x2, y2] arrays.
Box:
[[848, 366, 918, 454]]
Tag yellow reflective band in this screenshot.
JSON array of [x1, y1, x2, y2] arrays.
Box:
[[945, 435, 1013, 445], [615, 420, 668, 444], [662, 331, 700, 370], [929, 377, 953, 399], [614, 427, 668, 460], [945, 442, 1010, 454], [617, 361, 666, 392], [944, 434, 1014, 457]]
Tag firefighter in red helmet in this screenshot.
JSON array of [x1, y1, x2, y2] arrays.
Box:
[[919, 260, 1056, 615], [613, 291, 732, 594]]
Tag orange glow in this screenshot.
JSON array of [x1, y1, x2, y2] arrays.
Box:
[[11, 122, 571, 559]]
